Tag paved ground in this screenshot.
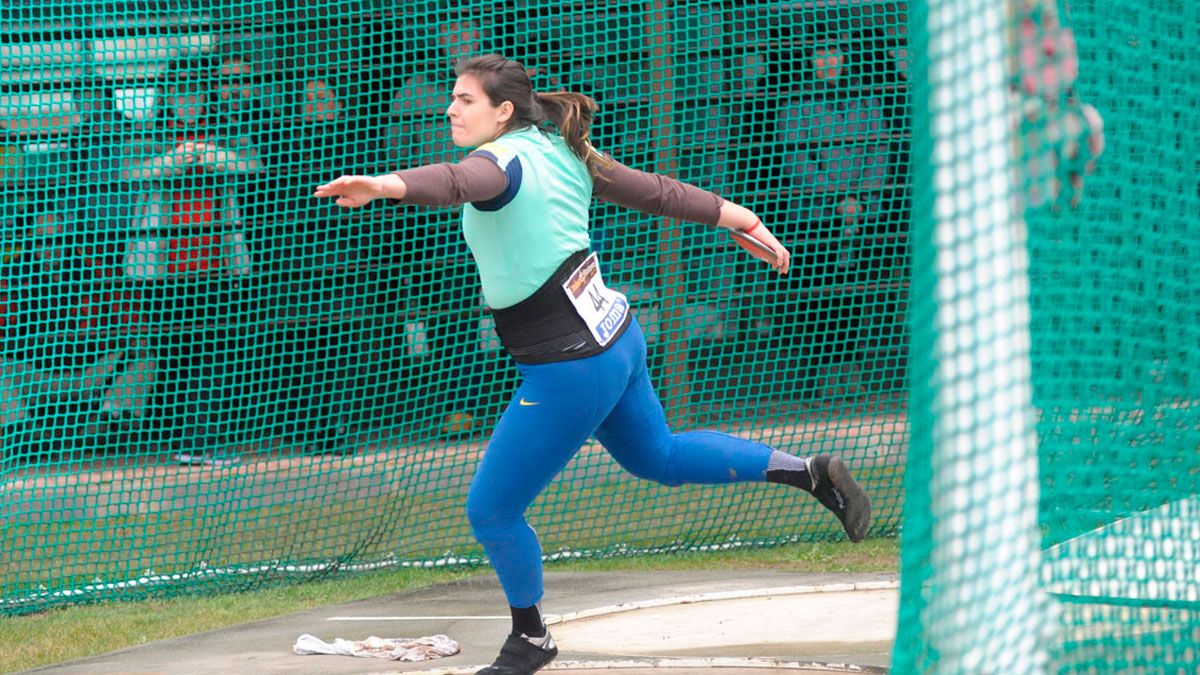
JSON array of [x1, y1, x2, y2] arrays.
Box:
[[27, 570, 897, 675]]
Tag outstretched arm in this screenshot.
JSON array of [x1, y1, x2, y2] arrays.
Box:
[[313, 155, 507, 208], [593, 155, 790, 274]]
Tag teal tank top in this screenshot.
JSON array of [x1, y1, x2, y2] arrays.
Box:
[[462, 126, 593, 309]]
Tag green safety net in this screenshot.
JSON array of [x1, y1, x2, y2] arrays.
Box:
[[895, 0, 1198, 672], [0, 1, 1196, 672], [1032, 0, 1200, 671], [0, 1, 911, 616]]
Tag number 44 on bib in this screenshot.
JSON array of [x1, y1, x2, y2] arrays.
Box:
[[562, 252, 629, 347]]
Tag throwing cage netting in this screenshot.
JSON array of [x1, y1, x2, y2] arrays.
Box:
[[896, 0, 1198, 672], [0, 1, 1196, 672]]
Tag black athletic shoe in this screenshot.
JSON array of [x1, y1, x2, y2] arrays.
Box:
[[810, 455, 871, 542], [476, 631, 558, 675]]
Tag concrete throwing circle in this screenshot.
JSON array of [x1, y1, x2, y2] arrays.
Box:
[[406, 581, 897, 673]]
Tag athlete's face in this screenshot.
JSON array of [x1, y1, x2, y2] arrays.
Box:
[[447, 74, 513, 148]]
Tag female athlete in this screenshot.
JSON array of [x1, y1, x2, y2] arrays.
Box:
[[315, 54, 870, 675]]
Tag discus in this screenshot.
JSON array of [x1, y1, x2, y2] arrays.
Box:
[[729, 226, 780, 266]]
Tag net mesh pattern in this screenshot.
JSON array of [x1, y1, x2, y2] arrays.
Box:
[[1, 3, 1197, 671], [0, 1, 911, 616], [894, 0, 1198, 671]]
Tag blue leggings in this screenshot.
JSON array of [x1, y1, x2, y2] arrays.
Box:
[[466, 319, 774, 608]]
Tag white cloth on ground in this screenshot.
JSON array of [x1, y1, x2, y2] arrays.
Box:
[[293, 633, 460, 661]]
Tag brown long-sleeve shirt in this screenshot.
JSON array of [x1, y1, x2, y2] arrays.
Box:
[[391, 153, 724, 226]]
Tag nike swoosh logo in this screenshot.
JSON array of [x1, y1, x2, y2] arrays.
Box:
[[519, 398, 539, 407]]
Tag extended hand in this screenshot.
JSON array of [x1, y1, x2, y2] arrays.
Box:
[[717, 203, 791, 275], [313, 175, 384, 208], [732, 222, 791, 275], [754, 223, 791, 275]]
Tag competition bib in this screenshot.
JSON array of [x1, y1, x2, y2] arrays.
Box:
[[562, 252, 629, 347]]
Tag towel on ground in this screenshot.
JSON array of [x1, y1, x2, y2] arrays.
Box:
[[293, 633, 460, 661]]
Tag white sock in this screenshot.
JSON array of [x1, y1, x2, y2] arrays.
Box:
[[522, 629, 555, 650], [765, 451, 816, 491]]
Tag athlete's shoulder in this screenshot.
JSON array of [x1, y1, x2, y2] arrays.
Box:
[[469, 140, 520, 169], [471, 127, 542, 166], [466, 132, 536, 212]]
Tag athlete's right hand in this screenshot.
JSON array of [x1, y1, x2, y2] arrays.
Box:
[[313, 175, 384, 208]]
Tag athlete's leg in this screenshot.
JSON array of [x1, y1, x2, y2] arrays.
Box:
[[468, 351, 631, 674], [594, 320, 871, 541], [594, 320, 774, 485], [595, 361, 775, 484], [465, 357, 606, 609]]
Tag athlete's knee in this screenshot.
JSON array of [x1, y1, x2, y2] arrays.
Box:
[[466, 492, 523, 541], [652, 459, 685, 487], [465, 492, 499, 531], [610, 438, 684, 486], [627, 462, 673, 485]]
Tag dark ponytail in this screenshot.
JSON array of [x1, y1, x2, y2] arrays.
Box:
[[455, 54, 611, 178], [534, 91, 598, 172]]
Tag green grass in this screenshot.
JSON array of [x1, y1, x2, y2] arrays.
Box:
[[0, 493, 427, 591], [0, 538, 898, 673], [2, 464, 906, 594]]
